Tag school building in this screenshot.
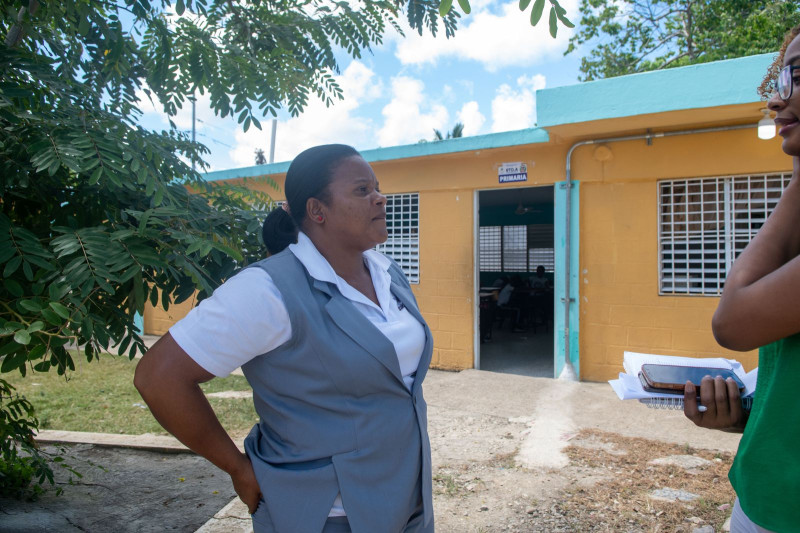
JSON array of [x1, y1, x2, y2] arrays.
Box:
[[144, 53, 788, 382]]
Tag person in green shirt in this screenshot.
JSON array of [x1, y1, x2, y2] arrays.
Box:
[[683, 24, 800, 533]]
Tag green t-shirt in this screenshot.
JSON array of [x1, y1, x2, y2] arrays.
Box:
[[729, 333, 800, 532]]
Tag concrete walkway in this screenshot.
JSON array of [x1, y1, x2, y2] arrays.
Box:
[[33, 368, 741, 532]]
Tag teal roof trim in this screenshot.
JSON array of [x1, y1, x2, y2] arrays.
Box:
[[536, 53, 776, 128], [203, 128, 549, 182]]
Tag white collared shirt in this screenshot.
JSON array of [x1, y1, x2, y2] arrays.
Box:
[[170, 232, 426, 389]]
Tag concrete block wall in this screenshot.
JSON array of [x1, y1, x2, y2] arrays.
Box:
[[414, 189, 475, 371], [579, 179, 758, 382], [143, 295, 196, 336]]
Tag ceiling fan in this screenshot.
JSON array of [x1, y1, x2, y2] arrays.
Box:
[[514, 203, 541, 215]]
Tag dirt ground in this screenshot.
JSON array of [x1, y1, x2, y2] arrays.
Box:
[[0, 370, 739, 532], [430, 428, 734, 532], [0, 444, 236, 532], [0, 429, 735, 533], [424, 393, 735, 533]]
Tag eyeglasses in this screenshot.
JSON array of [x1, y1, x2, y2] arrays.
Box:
[[777, 65, 800, 100]]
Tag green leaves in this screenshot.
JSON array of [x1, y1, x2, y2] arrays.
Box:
[[49, 303, 70, 320], [552, 1, 573, 29], [13, 330, 31, 346], [439, 0, 471, 16], [519, 0, 573, 34], [566, 0, 796, 81], [530, 0, 545, 26]]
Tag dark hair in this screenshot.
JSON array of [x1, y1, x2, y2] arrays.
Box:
[[261, 144, 360, 255], [759, 24, 800, 99]]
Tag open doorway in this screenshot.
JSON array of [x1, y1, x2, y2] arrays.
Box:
[[476, 186, 555, 377]]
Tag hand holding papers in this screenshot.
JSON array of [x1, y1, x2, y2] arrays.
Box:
[[609, 351, 758, 410]]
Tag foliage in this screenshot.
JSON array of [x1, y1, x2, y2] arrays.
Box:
[[254, 149, 267, 165], [441, 0, 573, 37], [0, 0, 574, 498], [0, 0, 465, 498], [433, 122, 465, 141], [0, 377, 82, 499], [565, 0, 800, 81]]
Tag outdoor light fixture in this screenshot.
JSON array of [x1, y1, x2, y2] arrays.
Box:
[[758, 108, 776, 140]]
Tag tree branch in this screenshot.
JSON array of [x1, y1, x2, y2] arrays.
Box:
[[4, 0, 39, 48]]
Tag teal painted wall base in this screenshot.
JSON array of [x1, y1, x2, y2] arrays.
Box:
[[134, 312, 144, 335], [553, 181, 580, 379]]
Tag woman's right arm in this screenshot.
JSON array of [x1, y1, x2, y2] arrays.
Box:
[[712, 157, 800, 351], [134, 333, 262, 512]]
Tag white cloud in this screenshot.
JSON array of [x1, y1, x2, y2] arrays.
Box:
[[377, 76, 449, 146], [229, 61, 381, 166], [457, 101, 485, 135], [490, 73, 546, 132], [392, 0, 579, 71]]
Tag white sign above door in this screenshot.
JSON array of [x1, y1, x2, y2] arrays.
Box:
[[498, 162, 528, 183]]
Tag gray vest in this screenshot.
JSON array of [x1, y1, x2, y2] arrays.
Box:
[[242, 249, 433, 533]]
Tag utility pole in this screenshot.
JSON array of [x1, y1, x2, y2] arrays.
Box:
[[191, 95, 196, 171], [269, 118, 277, 164]]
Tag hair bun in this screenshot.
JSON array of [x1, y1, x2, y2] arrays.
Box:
[[262, 207, 298, 255]]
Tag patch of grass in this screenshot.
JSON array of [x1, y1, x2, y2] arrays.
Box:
[[433, 472, 460, 497], [5, 354, 257, 437]]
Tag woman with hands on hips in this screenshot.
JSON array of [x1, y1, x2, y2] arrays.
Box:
[[683, 25, 800, 533], [135, 144, 435, 533]]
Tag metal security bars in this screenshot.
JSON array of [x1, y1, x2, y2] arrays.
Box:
[[479, 226, 502, 271], [528, 248, 555, 271], [502, 225, 527, 270], [658, 173, 790, 295], [376, 193, 420, 283], [528, 224, 555, 271], [479, 224, 555, 272]]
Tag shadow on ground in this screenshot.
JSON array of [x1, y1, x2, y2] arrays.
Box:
[[0, 443, 236, 532]]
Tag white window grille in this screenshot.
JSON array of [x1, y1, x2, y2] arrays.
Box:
[[659, 173, 790, 295], [479, 224, 554, 272], [528, 248, 555, 272], [479, 226, 502, 270], [502, 225, 528, 270], [527, 224, 555, 272], [376, 193, 420, 283]]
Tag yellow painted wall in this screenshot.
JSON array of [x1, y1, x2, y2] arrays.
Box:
[[572, 128, 789, 381], [144, 294, 198, 336], [413, 189, 474, 370]]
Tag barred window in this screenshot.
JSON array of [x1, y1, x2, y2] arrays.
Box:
[[479, 224, 554, 272], [502, 225, 528, 270], [528, 224, 555, 272], [659, 173, 790, 295], [479, 226, 502, 270], [375, 193, 420, 283]]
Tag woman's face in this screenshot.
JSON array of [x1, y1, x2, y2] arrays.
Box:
[[769, 34, 800, 157], [315, 155, 388, 251]]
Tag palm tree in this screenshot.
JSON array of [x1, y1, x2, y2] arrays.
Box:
[[432, 122, 465, 141]]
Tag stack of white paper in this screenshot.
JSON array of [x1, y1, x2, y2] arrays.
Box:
[[609, 351, 758, 402]]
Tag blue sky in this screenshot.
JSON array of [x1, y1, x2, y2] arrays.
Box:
[[138, 0, 582, 171]]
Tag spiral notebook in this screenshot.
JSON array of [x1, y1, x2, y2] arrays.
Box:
[[639, 396, 755, 411], [609, 351, 758, 410]]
